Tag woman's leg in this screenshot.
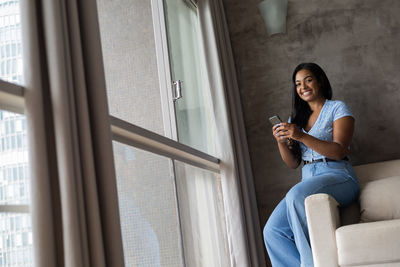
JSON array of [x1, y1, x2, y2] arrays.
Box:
[[285, 172, 359, 267], [264, 199, 301, 267]]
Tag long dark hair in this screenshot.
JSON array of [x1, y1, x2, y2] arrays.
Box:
[[289, 63, 333, 162]]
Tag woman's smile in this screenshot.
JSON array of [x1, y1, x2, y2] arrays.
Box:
[[301, 89, 312, 96], [295, 69, 323, 102]]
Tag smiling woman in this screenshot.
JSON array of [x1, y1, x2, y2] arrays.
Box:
[[263, 62, 360, 267]]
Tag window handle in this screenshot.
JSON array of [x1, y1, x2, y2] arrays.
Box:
[[173, 80, 183, 101]]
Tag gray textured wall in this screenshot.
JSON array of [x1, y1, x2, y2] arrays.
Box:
[[222, 0, 400, 264]]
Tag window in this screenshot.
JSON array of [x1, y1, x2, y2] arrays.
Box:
[[3, 0, 262, 265], [96, 0, 231, 265], [0, 1, 32, 267]]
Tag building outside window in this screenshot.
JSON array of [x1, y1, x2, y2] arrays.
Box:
[[0, 0, 33, 266]]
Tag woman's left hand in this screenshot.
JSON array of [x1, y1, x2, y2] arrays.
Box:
[[275, 122, 304, 141]]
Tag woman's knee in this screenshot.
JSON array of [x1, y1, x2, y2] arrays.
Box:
[[263, 221, 270, 240], [263, 207, 284, 242], [286, 184, 309, 207], [263, 218, 278, 245]]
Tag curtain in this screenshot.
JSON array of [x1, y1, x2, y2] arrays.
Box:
[[197, 0, 267, 266], [21, 0, 125, 266]]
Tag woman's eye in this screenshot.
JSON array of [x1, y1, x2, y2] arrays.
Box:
[[296, 83, 300, 87]]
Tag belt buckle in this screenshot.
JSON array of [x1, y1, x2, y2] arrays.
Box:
[[304, 159, 312, 165], [304, 158, 324, 165]]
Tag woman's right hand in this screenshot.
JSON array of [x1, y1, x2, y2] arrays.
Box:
[[272, 124, 300, 169], [272, 124, 287, 144]]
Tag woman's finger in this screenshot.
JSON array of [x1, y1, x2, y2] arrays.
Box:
[[279, 124, 292, 131], [279, 136, 289, 141], [278, 133, 289, 139], [274, 126, 286, 134], [277, 125, 287, 132], [279, 129, 290, 135]]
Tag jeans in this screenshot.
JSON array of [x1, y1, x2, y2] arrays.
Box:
[[263, 160, 360, 267]]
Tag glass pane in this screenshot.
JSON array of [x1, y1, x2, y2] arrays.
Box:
[[0, 213, 33, 267], [0, 0, 23, 84], [112, 141, 184, 267], [97, 0, 165, 136], [164, 0, 217, 155], [174, 160, 229, 267], [0, 2, 32, 265], [0, 110, 32, 267]]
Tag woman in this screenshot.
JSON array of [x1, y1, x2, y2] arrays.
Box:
[[263, 63, 360, 267]]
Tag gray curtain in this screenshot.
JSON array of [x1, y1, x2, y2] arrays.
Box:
[[197, 0, 267, 266], [21, 0, 125, 266]]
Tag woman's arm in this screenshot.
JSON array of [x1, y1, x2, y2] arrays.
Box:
[[276, 116, 354, 160], [272, 124, 301, 169]]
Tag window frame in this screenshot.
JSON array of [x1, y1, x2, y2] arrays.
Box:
[[111, 116, 220, 173], [0, 79, 29, 214], [106, 0, 234, 264], [13, 0, 264, 265]]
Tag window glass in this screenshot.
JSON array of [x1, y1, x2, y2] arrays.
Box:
[[0, 1, 32, 267], [97, 0, 165, 136], [174, 160, 229, 267], [164, 0, 217, 155], [0, 110, 32, 267], [112, 141, 184, 267], [0, 0, 23, 85], [0, 214, 32, 267]]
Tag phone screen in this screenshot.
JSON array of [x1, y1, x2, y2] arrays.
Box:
[[269, 115, 282, 126]]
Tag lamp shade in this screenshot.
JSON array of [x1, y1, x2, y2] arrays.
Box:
[[259, 0, 288, 36]]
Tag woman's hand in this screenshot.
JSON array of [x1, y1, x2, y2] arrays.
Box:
[[272, 124, 287, 143], [273, 122, 304, 142], [272, 123, 301, 169]]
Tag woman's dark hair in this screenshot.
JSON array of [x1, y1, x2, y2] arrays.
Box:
[[289, 63, 333, 162]]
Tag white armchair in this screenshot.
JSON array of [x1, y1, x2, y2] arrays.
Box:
[[305, 159, 400, 267]]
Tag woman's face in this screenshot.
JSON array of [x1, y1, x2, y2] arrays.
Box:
[[295, 69, 323, 102]]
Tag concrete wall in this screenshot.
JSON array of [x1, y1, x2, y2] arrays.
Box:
[[222, 0, 400, 264]]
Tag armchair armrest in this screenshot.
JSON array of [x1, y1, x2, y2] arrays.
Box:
[[305, 193, 340, 267]]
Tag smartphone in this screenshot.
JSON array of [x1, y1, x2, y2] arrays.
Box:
[[269, 115, 282, 126]]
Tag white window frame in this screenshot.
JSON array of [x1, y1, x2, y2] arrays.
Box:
[[111, 116, 220, 173], [0, 79, 29, 214]]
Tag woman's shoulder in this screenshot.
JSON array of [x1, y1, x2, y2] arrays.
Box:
[[326, 99, 353, 120], [326, 99, 347, 108]]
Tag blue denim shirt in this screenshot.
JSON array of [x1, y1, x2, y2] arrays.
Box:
[[299, 100, 354, 161]]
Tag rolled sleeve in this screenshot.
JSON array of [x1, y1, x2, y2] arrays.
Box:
[[333, 101, 353, 121]]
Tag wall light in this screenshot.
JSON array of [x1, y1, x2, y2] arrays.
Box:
[[259, 0, 288, 36]]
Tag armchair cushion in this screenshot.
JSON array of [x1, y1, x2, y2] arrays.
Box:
[[360, 176, 400, 222], [305, 193, 340, 267], [336, 219, 400, 266]]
